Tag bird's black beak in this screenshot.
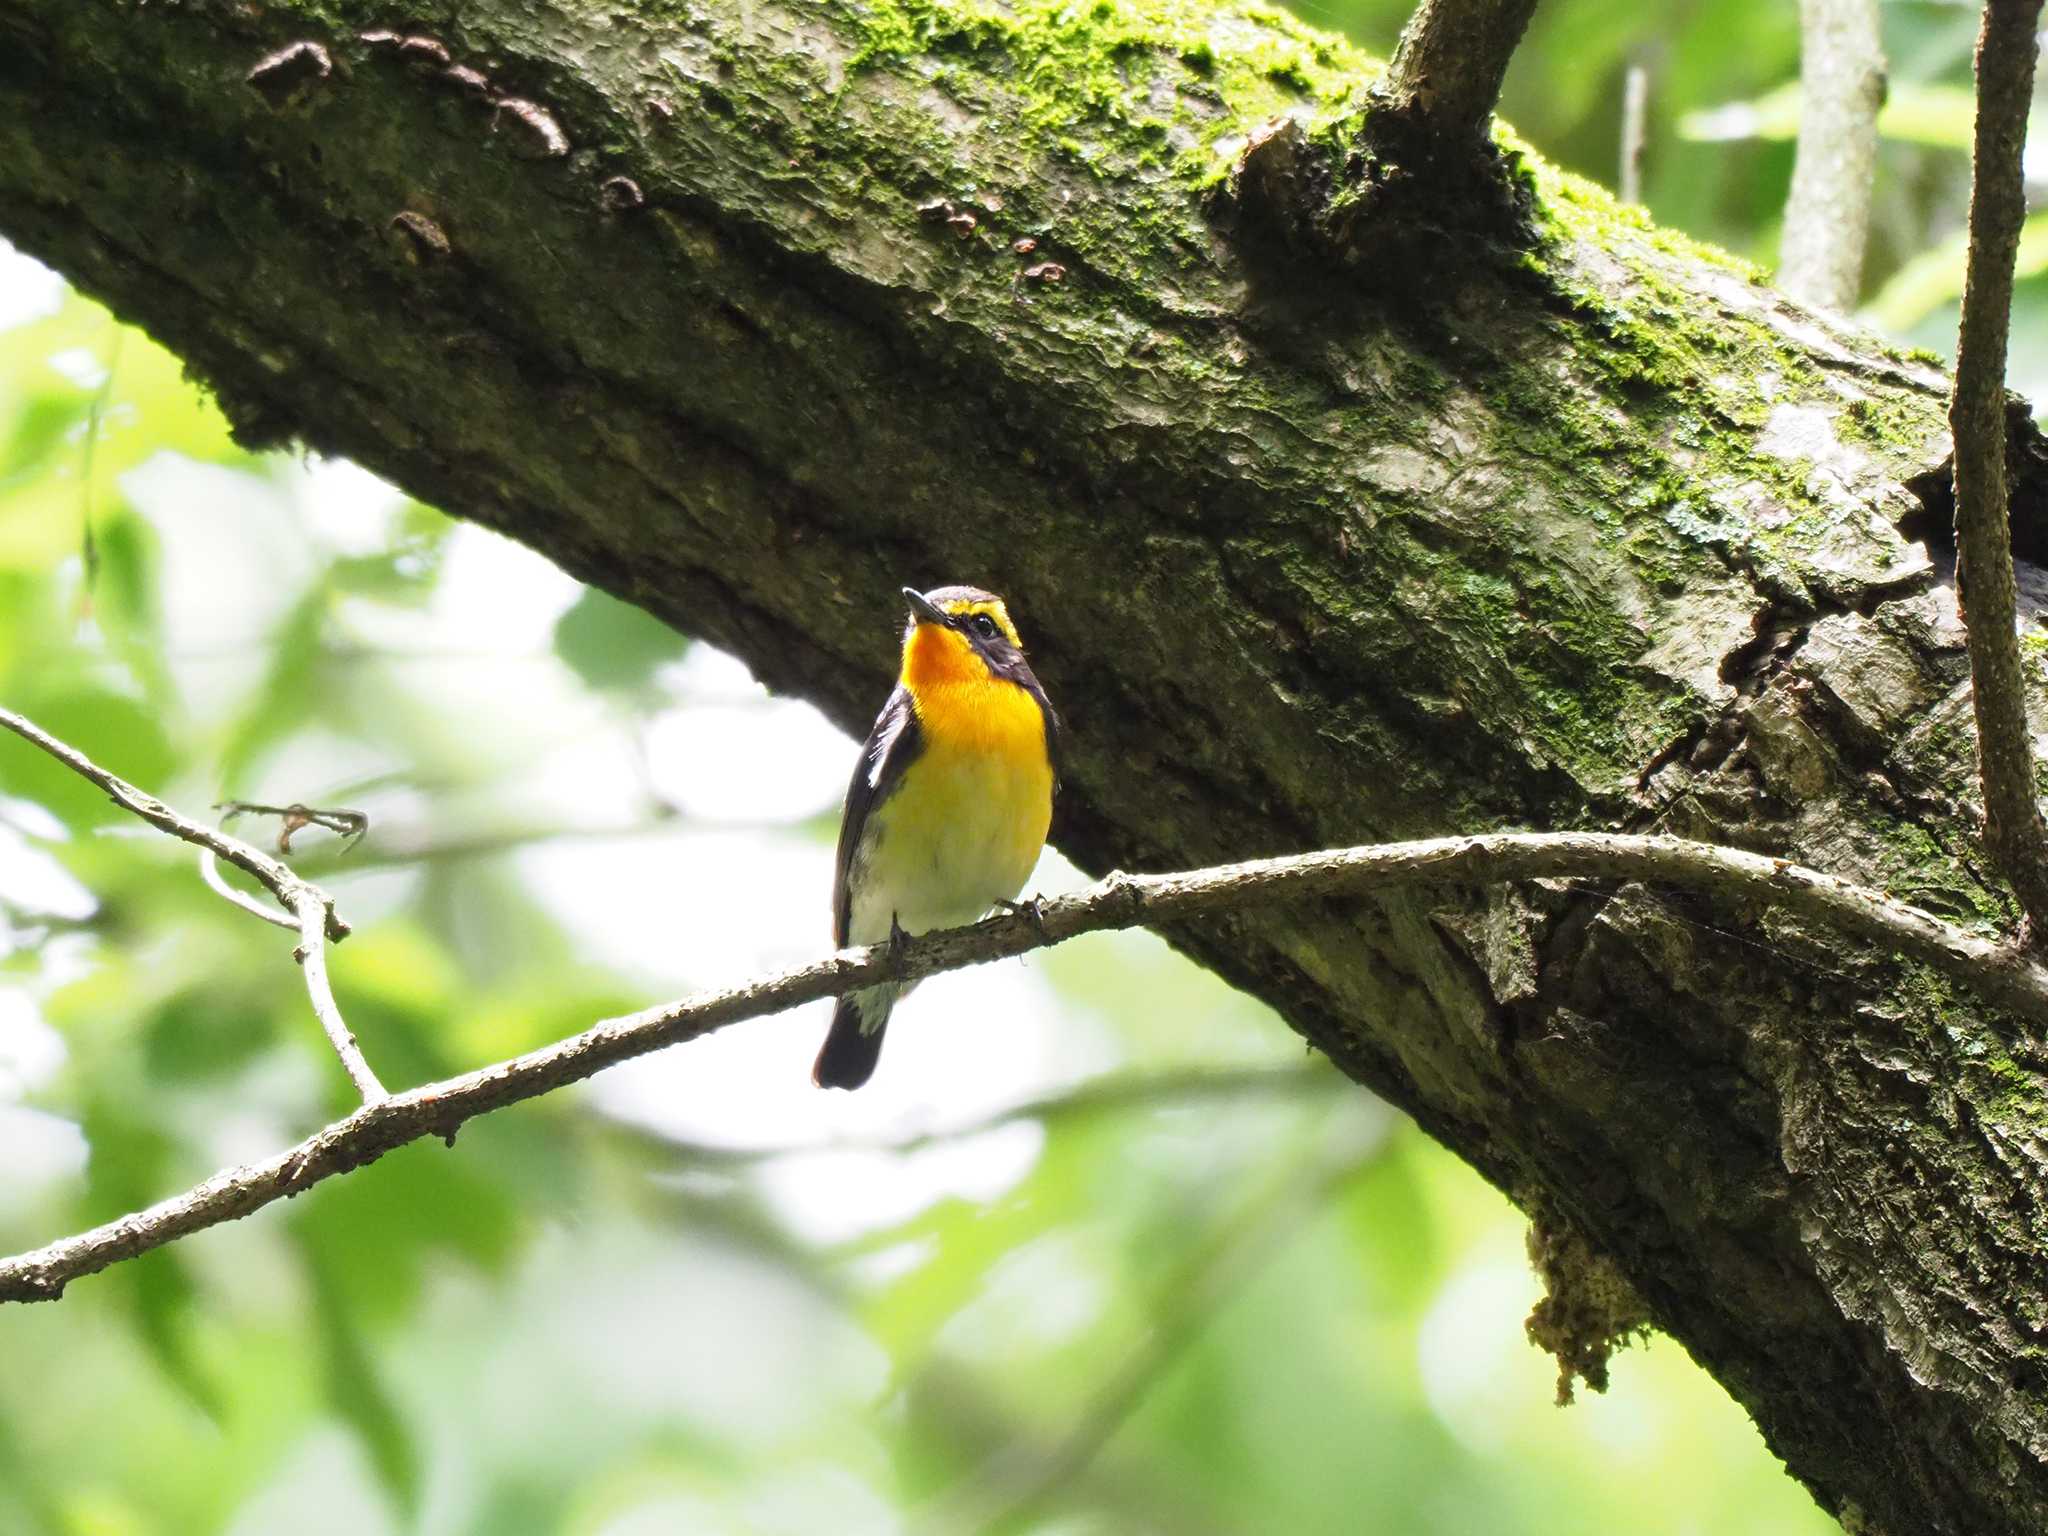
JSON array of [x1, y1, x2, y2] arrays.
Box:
[[902, 587, 951, 627]]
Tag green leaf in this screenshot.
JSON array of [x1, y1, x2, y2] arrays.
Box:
[[298, 1234, 423, 1522], [1680, 80, 1998, 150], [0, 1412, 65, 1536], [214, 582, 329, 792], [82, 504, 180, 714], [1863, 208, 2048, 335], [857, 1114, 1113, 1365], [291, 1134, 526, 1323], [0, 391, 85, 489], [86, 506, 159, 634], [552, 587, 689, 694], [1331, 1130, 1442, 1312], [460, 1477, 574, 1536], [122, 1250, 225, 1422], [141, 984, 279, 1081], [326, 507, 450, 606], [70, 1084, 226, 1418], [0, 686, 176, 828]]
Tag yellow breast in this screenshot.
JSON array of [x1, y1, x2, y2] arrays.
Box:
[[851, 667, 1052, 939], [913, 675, 1052, 764], [898, 620, 1053, 843]]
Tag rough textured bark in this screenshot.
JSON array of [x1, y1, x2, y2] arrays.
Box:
[[2, 1, 2046, 1531], [1379, 0, 1538, 144]]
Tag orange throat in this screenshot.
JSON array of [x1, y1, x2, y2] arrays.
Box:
[[900, 622, 988, 692], [899, 623, 1048, 762]]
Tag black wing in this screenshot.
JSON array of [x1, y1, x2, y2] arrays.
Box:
[[833, 686, 923, 947], [1028, 679, 1062, 798]]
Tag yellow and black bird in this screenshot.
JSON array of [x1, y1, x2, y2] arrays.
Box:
[[813, 585, 1060, 1090]]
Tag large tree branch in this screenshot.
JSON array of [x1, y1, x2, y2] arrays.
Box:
[[1950, 0, 2048, 940], [5, 0, 2048, 1529]]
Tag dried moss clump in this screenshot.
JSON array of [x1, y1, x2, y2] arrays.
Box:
[[1524, 1212, 1652, 1405]]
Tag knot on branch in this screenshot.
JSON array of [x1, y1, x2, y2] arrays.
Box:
[[1206, 104, 1538, 284], [388, 211, 453, 265], [1209, 116, 1331, 255], [1335, 91, 1540, 251], [600, 176, 646, 213]]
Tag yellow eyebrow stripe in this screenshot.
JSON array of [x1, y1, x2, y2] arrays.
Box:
[[940, 599, 1023, 648]]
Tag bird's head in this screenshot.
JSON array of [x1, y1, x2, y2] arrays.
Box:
[[899, 585, 1031, 689]]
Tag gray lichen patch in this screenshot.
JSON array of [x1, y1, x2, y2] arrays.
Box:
[[1749, 402, 1936, 606]]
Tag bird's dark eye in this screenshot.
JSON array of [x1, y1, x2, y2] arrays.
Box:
[[968, 614, 1000, 640]]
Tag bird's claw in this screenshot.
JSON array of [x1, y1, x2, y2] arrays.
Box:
[[995, 895, 1048, 939]]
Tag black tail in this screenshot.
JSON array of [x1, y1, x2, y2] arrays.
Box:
[[813, 990, 891, 1090]]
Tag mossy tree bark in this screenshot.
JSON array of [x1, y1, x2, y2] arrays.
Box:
[[3, 0, 2044, 1530]]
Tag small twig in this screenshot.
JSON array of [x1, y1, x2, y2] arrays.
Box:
[[292, 896, 385, 1104], [0, 705, 348, 942], [197, 848, 297, 931], [1778, 0, 1886, 311], [1378, 0, 1541, 147], [217, 799, 368, 854], [0, 705, 383, 1099], [4, 827, 2047, 1303], [1619, 61, 1649, 205], [1949, 0, 2048, 942]]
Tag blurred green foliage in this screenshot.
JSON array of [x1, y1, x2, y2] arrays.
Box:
[[0, 1, 2016, 1530]]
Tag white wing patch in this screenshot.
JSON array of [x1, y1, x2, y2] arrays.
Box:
[[868, 700, 912, 790]]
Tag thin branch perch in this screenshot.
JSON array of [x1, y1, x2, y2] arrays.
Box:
[[1778, 0, 1885, 311], [291, 894, 385, 1104], [4, 827, 2044, 1304], [197, 848, 298, 932], [1950, 0, 2048, 940]]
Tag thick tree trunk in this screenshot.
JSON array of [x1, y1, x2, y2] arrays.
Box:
[[3, 1, 2044, 1530]]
